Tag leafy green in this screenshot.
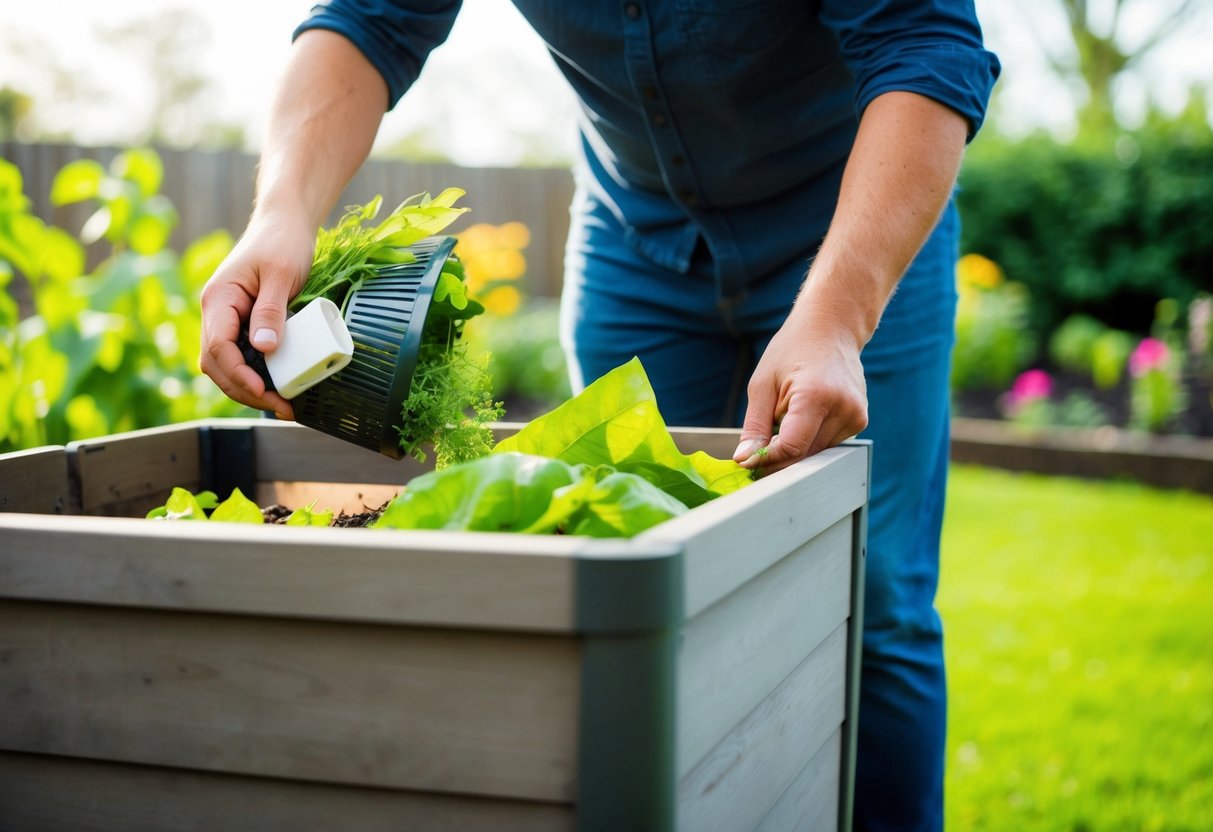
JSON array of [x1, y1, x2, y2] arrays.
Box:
[[493, 357, 752, 507], [2, 150, 248, 454], [285, 502, 334, 527], [291, 189, 469, 313], [209, 487, 265, 524], [373, 451, 686, 537], [396, 256, 502, 469], [147, 487, 217, 520]]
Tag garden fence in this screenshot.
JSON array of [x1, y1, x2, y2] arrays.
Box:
[[1, 141, 575, 301]]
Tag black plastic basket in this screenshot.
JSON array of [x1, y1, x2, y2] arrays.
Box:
[[245, 235, 458, 459]]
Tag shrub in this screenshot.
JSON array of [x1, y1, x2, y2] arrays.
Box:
[[958, 114, 1213, 337], [951, 254, 1036, 391], [0, 149, 248, 452]]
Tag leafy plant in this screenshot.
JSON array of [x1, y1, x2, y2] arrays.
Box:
[[493, 357, 752, 507], [147, 486, 333, 526], [0, 150, 248, 452], [1128, 337, 1186, 432], [291, 190, 468, 313], [292, 191, 500, 469], [951, 268, 1035, 392], [377, 357, 752, 537], [374, 452, 687, 538]]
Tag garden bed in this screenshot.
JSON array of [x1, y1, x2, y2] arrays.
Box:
[[950, 416, 1213, 494], [0, 418, 869, 832]]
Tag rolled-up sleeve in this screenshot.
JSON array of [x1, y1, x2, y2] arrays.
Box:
[[819, 0, 1001, 139], [294, 0, 463, 109]]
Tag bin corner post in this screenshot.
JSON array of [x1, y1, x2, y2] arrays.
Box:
[[839, 442, 870, 832], [199, 424, 256, 500], [573, 548, 684, 832]]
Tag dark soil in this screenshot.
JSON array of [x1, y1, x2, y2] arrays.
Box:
[[261, 501, 391, 528]]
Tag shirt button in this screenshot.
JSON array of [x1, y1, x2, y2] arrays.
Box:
[[680, 190, 699, 206], [670, 154, 685, 166], [641, 85, 657, 101], [652, 112, 668, 127], [625, 3, 641, 19]]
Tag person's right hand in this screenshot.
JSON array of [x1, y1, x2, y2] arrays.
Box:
[[199, 212, 316, 420]]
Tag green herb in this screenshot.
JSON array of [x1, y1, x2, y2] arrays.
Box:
[[396, 256, 503, 469], [288, 191, 499, 468], [291, 189, 469, 313]]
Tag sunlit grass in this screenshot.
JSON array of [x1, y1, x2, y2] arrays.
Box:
[[940, 466, 1213, 831]]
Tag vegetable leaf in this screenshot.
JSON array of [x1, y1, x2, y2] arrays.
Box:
[[493, 357, 752, 507], [286, 502, 335, 527], [209, 487, 265, 524], [373, 452, 686, 538]]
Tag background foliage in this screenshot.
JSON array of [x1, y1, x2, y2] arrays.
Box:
[[957, 105, 1213, 337], [0, 149, 248, 453]]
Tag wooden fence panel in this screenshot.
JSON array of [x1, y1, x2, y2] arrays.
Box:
[[0, 142, 574, 299]]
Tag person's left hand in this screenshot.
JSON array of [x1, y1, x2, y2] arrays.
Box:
[[733, 315, 869, 474]]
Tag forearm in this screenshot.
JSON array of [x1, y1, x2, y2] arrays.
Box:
[[792, 91, 968, 347], [253, 29, 388, 229]]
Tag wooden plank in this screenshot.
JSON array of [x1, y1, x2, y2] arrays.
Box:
[[0, 446, 72, 515], [0, 515, 586, 631], [951, 416, 1213, 495], [0, 751, 574, 832], [69, 423, 202, 515], [756, 727, 842, 832], [248, 419, 429, 485], [642, 443, 868, 618], [668, 425, 743, 461], [246, 419, 527, 485], [676, 518, 851, 777], [676, 625, 848, 832], [0, 601, 581, 802]]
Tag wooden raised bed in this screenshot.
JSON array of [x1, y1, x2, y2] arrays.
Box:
[[0, 419, 869, 832]]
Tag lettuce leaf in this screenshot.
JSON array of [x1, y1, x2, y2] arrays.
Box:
[[373, 452, 686, 538], [493, 357, 751, 507]]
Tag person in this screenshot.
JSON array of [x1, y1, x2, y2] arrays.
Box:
[[200, 3, 999, 828]]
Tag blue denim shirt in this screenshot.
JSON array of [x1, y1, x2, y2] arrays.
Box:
[[296, 1, 999, 300]]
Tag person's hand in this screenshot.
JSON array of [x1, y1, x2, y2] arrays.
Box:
[[733, 315, 869, 474], [199, 212, 316, 419]]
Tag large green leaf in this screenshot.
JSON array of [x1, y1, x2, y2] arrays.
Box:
[[493, 357, 751, 507], [374, 452, 685, 538], [567, 471, 688, 538], [375, 453, 583, 533], [128, 195, 178, 255], [49, 159, 106, 206], [112, 148, 163, 197], [180, 229, 234, 293], [210, 488, 265, 524]]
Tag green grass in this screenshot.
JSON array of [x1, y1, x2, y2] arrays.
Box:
[[940, 466, 1213, 832]]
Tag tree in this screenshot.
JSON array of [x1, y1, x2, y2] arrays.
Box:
[[1020, 0, 1204, 137], [97, 9, 214, 146], [0, 88, 33, 141]]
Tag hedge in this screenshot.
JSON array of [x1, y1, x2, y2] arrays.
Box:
[[956, 116, 1213, 337]]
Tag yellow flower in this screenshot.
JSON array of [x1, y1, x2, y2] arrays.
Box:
[[483, 285, 522, 316], [497, 221, 531, 250], [956, 253, 1003, 290]]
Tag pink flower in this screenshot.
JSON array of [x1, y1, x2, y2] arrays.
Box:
[[1129, 338, 1170, 377], [1008, 369, 1052, 406]]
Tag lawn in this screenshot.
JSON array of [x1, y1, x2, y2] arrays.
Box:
[[939, 465, 1213, 832]]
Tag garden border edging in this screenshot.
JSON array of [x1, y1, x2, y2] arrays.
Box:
[[950, 417, 1213, 494]]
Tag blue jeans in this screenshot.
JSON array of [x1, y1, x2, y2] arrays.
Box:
[[562, 192, 958, 831]]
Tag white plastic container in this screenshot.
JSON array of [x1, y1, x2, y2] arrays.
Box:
[[264, 298, 355, 399]]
